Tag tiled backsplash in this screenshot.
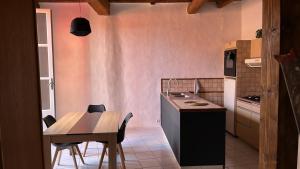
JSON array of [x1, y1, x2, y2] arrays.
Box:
[[161, 78, 224, 106], [236, 41, 261, 97], [237, 67, 261, 97]]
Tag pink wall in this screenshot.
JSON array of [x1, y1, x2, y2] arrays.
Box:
[[40, 3, 92, 118], [241, 0, 262, 39], [41, 2, 241, 126]]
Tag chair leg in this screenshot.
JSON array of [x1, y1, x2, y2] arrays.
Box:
[[117, 144, 126, 169], [75, 145, 85, 164], [118, 143, 125, 161], [98, 144, 107, 169], [57, 150, 62, 165], [51, 147, 59, 169], [103, 143, 108, 155], [83, 141, 89, 157], [71, 147, 78, 169]]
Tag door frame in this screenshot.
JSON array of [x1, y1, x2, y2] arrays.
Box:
[[36, 8, 56, 119], [0, 0, 45, 168]]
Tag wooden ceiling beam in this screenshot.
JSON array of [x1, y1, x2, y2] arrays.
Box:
[[187, 0, 207, 14], [88, 0, 110, 15], [111, 0, 191, 2], [35, 0, 222, 3], [216, 0, 235, 8], [35, 0, 240, 15], [34, 0, 188, 2], [35, 0, 89, 2]]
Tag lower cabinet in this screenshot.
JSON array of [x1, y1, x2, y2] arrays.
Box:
[[161, 95, 226, 167], [236, 106, 260, 149]]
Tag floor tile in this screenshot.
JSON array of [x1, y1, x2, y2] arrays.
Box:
[[52, 127, 258, 169]]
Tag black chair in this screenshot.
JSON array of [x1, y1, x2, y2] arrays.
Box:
[[98, 112, 133, 169], [87, 104, 106, 113], [83, 104, 106, 157], [43, 115, 85, 169]]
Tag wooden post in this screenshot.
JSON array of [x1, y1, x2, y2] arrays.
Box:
[[259, 0, 280, 168], [43, 136, 51, 169], [0, 0, 45, 168], [261, 0, 300, 168]]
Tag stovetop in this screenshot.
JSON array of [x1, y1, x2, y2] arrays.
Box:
[[242, 95, 260, 102]]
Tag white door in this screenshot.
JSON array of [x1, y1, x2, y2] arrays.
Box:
[[224, 77, 236, 135], [36, 9, 55, 127]]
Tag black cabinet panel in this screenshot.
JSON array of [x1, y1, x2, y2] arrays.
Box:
[[161, 95, 226, 167], [180, 112, 225, 166], [161, 95, 181, 161]]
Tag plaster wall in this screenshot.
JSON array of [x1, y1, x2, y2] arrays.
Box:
[[40, 3, 92, 118], [241, 0, 262, 40], [41, 2, 241, 126]]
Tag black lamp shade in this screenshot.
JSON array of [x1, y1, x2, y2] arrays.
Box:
[[70, 17, 91, 36]]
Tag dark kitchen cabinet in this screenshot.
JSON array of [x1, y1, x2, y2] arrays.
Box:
[[161, 95, 226, 167]]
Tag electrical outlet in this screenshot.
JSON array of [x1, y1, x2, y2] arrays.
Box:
[[157, 119, 161, 123]]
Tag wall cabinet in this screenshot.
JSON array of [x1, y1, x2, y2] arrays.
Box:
[[250, 38, 262, 58], [236, 100, 260, 149]]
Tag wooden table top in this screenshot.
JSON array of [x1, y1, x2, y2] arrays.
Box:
[[44, 111, 122, 136]]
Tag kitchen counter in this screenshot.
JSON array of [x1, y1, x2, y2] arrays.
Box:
[[161, 92, 226, 113], [236, 97, 260, 114], [160, 92, 226, 167], [237, 97, 261, 106]]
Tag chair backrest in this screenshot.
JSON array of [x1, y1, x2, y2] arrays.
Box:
[[117, 112, 133, 143], [87, 104, 106, 113], [43, 115, 57, 128]]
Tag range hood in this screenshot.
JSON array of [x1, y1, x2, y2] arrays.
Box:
[[245, 58, 262, 67]]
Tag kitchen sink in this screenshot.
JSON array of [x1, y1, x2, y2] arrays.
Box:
[[184, 100, 197, 104], [170, 92, 189, 98], [190, 102, 209, 106], [184, 100, 209, 106]]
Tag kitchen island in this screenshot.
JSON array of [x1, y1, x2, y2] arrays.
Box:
[[161, 92, 226, 167]]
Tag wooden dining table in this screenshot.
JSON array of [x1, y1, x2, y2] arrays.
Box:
[[43, 111, 122, 169]]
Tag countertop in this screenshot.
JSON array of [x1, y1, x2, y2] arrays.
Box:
[[236, 97, 261, 106], [236, 97, 260, 113], [161, 92, 226, 113]]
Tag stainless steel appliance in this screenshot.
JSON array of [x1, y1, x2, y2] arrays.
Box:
[[224, 49, 237, 77], [242, 95, 261, 102]]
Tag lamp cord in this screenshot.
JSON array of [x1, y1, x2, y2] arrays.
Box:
[[79, 0, 82, 17]]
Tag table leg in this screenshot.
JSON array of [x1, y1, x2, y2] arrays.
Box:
[[108, 134, 117, 169], [43, 135, 51, 169]]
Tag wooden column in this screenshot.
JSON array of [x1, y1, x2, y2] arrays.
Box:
[[187, 0, 207, 14], [259, 0, 280, 169], [88, 0, 110, 15], [0, 127, 2, 169], [261, 0, 300, 168], [0, 0, 45, 169], [276, 0, 300, 168]]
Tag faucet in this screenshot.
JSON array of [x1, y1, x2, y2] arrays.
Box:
[[167, 78, 179, 96]]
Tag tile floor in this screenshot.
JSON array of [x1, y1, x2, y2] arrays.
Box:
[[53, 127, 258, 169]]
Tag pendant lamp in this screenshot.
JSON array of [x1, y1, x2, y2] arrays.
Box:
[[70, 0, 91, 36]]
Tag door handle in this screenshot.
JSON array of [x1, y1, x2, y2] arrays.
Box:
[[50, 78, 55, 90]]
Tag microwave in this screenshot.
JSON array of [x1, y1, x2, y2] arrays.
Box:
[[224, 49, 237, 77]]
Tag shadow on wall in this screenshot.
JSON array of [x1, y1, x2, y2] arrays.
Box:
[[104, 17, 125, 112]]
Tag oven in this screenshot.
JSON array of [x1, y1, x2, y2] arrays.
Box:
[[224, 49, 237, 77]]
